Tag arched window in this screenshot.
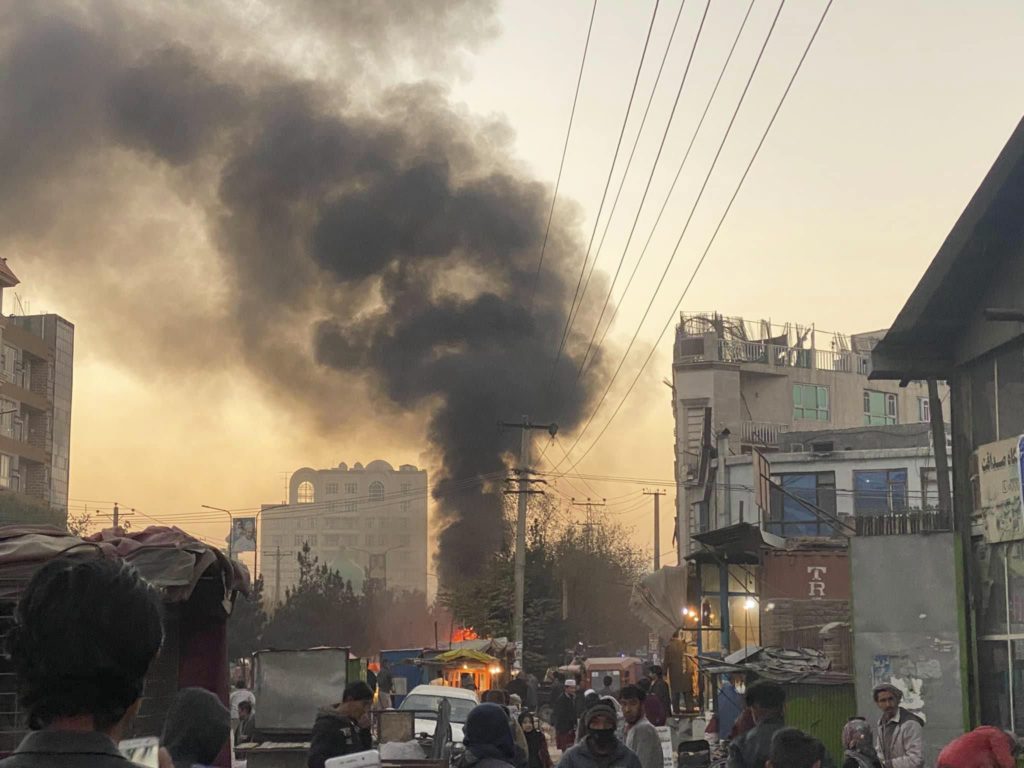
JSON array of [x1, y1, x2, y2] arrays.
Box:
[[368, 481, 384, 501], [297, 481, 315, 504]]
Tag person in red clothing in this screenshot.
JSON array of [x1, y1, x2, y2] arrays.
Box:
[[936, 726, 1020, 768]]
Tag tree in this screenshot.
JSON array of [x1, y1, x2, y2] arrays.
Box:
[[228, 575, 268, 661], [66, 509, 94, 537], [440, 492, 649, 674]]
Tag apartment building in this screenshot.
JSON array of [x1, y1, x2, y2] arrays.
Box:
[[0, 260, 74, 525], [672, 313, 948, 556], [261, 460, 428, 604]]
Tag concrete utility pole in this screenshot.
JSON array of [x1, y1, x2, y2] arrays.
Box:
[[262, 545, 294, 606], [500, 417, 557, 672], [643, 489, 667, 570]]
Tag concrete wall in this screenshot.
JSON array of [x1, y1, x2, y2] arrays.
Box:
[[851, 533, 965, 766]]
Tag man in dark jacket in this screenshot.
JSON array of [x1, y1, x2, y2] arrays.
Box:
[[728, 681, 786, 768], [308, 682, 374, 768], [557, 704, 642, 768], [0, 557, 164, 768], [648, 667, 671, 721], [553, 678, 580, 752]]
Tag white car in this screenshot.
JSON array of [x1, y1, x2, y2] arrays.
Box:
[[398, 684, 478, 744]]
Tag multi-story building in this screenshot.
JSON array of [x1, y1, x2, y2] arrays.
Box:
[[0, 259, 74, 525], [261, 460, 428, 605], [671, 313, 948, 556]]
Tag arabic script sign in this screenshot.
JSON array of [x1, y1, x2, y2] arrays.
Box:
[[977, 436, 1024, 543]]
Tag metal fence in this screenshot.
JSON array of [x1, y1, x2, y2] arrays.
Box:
[[855, 508, 953, 536]]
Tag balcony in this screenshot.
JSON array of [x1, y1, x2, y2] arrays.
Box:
[[740, 420, 788, 447], [716, 340, 871, 375]]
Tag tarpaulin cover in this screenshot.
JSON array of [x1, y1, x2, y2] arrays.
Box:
[[0, 524, 249, 605], [629, 565, 688, 637], [428, 649, 499, 665]]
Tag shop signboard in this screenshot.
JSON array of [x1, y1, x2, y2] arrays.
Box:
[[976, 436, 1024, 543]]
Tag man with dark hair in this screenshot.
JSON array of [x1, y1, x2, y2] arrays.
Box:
[[308, 681, 374, 768], [235, 700, 256, 756], [0, 556, 164, 767], [648, 667, 671, 720], [377, 660, 394, 708], [162, 687, 230, 768], [620, 686, 662, 768], [557, 705, 641, 768], [871, 685, 922, 768], [767, 728, 825, 768], [599, 676, 615, 698], [727, 681, 787, 768]]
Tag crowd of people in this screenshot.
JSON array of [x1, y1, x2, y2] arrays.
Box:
[[3, 554, 1023, 768]]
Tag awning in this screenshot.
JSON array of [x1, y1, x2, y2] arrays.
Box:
[[687, 522, 784, 564]]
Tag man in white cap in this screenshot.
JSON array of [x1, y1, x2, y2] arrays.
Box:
[[872, 683, 923, 768], [553, 678, 579, 752]]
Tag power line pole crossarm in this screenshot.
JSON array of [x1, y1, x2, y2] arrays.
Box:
[[643, 489, 667, 570], [499, 417, 558, 674]]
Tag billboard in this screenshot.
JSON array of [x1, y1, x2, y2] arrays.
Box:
[[230, 517, 257, 554]]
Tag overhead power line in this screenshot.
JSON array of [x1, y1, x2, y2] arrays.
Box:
[[555, 0, 836, 474], [548, 0, 662, 394], [553, 0, 787, 471], [567, 0, 706, 379], [578, 0, 757, 379], [528, 0, 599, 313]]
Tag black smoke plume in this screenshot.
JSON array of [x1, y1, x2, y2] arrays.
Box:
[[0, 0, 611, 585]]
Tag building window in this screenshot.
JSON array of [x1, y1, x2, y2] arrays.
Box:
[[864, 390, 898, 425], [343, 500, 357, 514], [379, 518, 389, 530], [378, 535, 389, 546], [368, 481, 385, 501], [918, 397, 930, 423], [921, 467, 939, 510], [345, 483, 357, 494], [341, 517, 355, 529], [325, 482, 339, 495], [0, 454, 11, 489], [767, 472, 837, 537], [400, 500, 411, 513], [853, 469, 908, 516], [297, 480, 315, 504], [401, 482, 411, 494], [366, 518, 374, 529], [366, 534, 375, 546], [793, 384, 829, 421]]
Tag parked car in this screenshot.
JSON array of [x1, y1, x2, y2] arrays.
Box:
[[398, 684, 478, 744]]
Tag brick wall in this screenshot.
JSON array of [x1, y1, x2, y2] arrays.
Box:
[[762, 598, 851, 671]]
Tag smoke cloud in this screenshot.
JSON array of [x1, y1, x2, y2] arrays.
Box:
[[0, 0, 611, 585]]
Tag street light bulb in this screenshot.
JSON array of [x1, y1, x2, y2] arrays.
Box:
[[744, 597, 757, 610]]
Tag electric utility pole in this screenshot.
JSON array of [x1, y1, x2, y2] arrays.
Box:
[[643, 489, 667, 570], [571, 497, 607, 551], [500, 417, 557, 673], [262, 545, 295, 606]]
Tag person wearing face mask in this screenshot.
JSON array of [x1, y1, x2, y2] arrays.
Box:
[[519, 712, 552, 768], [557, 705, 642, 768]]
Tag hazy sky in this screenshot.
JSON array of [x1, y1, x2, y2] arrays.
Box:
[[10, 0, 1024, 582]]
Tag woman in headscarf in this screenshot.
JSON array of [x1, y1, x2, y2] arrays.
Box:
[[519, 712, 553, 768], [459, 703, 520, 768]]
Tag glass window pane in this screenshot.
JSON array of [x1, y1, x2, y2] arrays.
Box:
[[854, 471, 888, 516], [818, 387, 828, 409]]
